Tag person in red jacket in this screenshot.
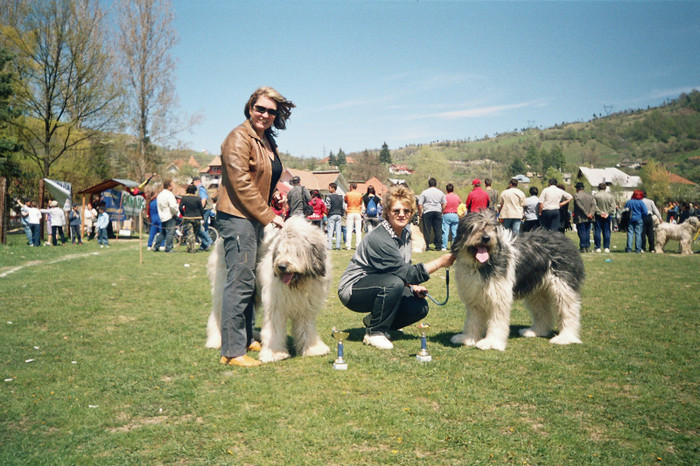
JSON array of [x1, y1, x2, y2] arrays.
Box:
[[307, 189, 327, 228], [465, 179, 490, 213]]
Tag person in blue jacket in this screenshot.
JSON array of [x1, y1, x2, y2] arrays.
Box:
[[624, 190, 648, 253]]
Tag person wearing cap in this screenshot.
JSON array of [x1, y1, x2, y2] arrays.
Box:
[[216, 86, 293, 368], [287, 175, 311, 217], [572, 182, 595, 252], [465, 179, 490, 213], [498, 178, 526, 236], [538, 178, 573, 231], [41, 200, 67, 246]]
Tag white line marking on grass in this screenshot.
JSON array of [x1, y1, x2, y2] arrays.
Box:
[[0, 247, 139, 278]]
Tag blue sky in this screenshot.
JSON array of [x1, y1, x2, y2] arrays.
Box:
[[168, 1, 700, 158]]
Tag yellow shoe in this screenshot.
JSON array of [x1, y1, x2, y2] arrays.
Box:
[[247, 341, 262, 352], [219, 355, 262, 367]]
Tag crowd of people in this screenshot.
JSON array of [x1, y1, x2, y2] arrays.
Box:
[[11, 85, 699, 368]]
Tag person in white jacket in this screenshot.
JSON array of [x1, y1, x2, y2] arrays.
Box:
[[152, 179, 179, 252], [41, 200, 67, 246]]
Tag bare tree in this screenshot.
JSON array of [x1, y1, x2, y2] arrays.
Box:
[[1, 0, 122, 179], [118, 0, 198, 180]]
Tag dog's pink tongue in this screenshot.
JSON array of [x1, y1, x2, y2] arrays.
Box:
[[282, 273, 294, 285], [476, 247, 490, 263]]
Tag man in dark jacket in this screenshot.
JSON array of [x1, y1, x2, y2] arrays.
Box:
[[286, 176, 311, 217]]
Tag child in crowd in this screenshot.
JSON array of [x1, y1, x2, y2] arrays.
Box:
[[96, 205, 110, 248]]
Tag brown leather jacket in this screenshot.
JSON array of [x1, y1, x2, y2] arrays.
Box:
[[217, 119, 277, 225]]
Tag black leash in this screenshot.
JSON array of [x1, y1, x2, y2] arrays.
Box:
[[425, 268, 450, 306]]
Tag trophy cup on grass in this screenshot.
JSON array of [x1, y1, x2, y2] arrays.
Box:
[[415, 323, 432, 362], [332, 327, 349, 370]]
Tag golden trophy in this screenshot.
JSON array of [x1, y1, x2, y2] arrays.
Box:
[[332, 327, 349, 370], [416, 323, 432, 362]]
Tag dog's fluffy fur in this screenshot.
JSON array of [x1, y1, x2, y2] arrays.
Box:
[[450, 210, 584, 351], [654, 216, 700, 255], [411, 224, 426, 253], [205, 217, 331, 362]]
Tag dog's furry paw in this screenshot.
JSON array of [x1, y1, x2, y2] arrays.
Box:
[[475, 338, 506, 351], [450, 333, 477, 346], [519, 328, 540, 338], [205, 336, 222, 349], [301, 341, 330, 357], [259, 349, 291, 363], [549, 333, 582, 345]]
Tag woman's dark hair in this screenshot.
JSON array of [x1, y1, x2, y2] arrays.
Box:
[[186, 184, 197, 194], [244, 86, 295, 136], [366, 185, 375, 195]]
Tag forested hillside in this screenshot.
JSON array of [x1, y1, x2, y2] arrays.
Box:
[[276, 91, 699, 201]]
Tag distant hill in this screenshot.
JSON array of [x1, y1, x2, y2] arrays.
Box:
[[379, 90, 700, 185], [169, 91, 700, 200]]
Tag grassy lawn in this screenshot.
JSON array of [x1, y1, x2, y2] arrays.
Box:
[[1, 230, 698, 464]]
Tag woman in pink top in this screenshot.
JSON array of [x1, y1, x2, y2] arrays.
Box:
[[442, 183, 461, 250]]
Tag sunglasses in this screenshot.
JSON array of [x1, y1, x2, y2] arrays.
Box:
[[391, 209, 412, 216], [253, 105, 278, 116]]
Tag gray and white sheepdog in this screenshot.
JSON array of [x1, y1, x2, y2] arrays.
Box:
[[450, 210, 584, 351]]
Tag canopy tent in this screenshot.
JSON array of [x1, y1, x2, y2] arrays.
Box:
[[76, 178, 146, 239], [77, 178, 139, 195], [44, 178, 72, 210]]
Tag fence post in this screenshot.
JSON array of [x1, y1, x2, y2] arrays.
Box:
[[0, 176, 7, 244]]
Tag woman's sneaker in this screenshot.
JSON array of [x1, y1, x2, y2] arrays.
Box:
[[363, 333, 393, 350]]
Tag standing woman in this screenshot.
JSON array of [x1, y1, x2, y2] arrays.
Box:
[[624, 190, 648, 253], [338, 185, 454, 350], [217, 87, 294, 367]]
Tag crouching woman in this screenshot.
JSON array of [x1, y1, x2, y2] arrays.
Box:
[[338, 185, 454, 350]]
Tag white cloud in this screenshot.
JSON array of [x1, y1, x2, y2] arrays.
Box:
[[407, 100, 547, 121], [646, 85, 700, 100]]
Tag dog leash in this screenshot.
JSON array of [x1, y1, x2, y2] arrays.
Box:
[[425, 269, 449, 306]]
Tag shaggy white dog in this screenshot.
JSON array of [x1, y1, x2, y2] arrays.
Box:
[[654, 216, 700, 255], [450, 210, 584, 351], [205, 217, 331, 362], [410, 224, 426, 253]]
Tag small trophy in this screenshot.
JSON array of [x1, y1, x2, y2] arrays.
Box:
[[332, 327, 349, 370], [416, 323, 432, 362]]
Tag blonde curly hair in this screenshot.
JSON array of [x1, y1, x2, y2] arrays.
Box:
[[381, 184, 416, 220]]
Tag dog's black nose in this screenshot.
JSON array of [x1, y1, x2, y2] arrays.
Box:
[[481, 235, 490, 243]]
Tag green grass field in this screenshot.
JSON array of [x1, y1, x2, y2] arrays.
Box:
[[1, 230, 698, 464]]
